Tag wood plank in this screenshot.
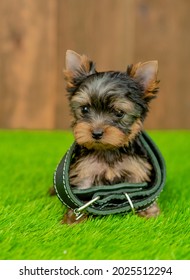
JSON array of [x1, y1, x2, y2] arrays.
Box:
[[134, 0, 190, 129], [0, 0, 57, 129], [56, 0, 135, 129], [1, 0, 189, 129]]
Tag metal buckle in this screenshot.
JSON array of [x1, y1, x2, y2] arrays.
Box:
[[74, 196, 100, 220], [124, 192, 135, 215]]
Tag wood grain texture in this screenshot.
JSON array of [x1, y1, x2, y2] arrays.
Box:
[[0, 0, 190, 129], [134, 0, 190, 129], [0, 0, 57, 129], [56, 0, 135, 129]]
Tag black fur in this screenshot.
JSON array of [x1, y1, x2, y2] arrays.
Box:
[[70, 71, 149, 136]]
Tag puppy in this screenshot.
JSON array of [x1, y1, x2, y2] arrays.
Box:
[[61, 50, 160, 223]]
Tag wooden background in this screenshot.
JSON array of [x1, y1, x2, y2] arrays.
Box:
[[0, 0, 190, 130]]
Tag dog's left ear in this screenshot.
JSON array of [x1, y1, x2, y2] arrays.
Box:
[[127, 61, 159, 101], [63, 50, 96, 94]]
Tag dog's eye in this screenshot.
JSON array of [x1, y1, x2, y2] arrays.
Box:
[[114, 110, 125, 118], [81, 105, 90, 115]]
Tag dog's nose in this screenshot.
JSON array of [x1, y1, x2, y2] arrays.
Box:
[[92, 129, 104, 140]]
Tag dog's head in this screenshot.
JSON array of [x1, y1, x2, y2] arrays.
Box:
[[63, 50, 159, 149]]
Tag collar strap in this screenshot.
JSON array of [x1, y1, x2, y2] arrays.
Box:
[[53, 131, 166, 218]]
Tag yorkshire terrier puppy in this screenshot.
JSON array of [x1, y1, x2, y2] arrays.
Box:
[[61, 50, 160, 223]]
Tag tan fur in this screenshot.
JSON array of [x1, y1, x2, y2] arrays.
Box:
[[73, 122, 128, 149], [74, 118, 142, 150], [128, 62, 141, 77], [73, 122, 93, 146], [102, 126, 128, 147], [61, 50, 160, 222], [113, 99, 135, 113], [70, 153, 152, 189], [128, 62, 159, 100], [138, 202, 160, 218], [71, 90, 91, 107], [63, 53, 91, 90], [127, 119, 143, 143], [80, 54, 91, 72], [63, 69, 75, 90]]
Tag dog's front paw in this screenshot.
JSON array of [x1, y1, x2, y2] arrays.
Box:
[[138, 202, 160, 218], [61, 208, 88, 225], [49, 186, 56, 196]]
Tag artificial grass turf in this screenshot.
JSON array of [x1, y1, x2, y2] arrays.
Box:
[[0, 130, 190, 260]]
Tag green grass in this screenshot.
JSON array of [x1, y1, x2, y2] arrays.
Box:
[[0, 130, 190, 260]]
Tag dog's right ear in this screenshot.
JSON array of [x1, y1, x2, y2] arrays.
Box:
[[63, 50, 96, 94]]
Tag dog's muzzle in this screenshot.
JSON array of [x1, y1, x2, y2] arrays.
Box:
[[53, 131, 166, 220]]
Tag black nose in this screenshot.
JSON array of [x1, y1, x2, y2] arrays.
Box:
[[92, 129, 104, 140]]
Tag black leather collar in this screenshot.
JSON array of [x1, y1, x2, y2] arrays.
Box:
[[53, 132, 166, 219]]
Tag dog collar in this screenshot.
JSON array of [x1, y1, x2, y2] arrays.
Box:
[[53, 131, 166, 220]]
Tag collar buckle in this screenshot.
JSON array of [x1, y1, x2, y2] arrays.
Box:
[[74, 196, 100, 220]]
